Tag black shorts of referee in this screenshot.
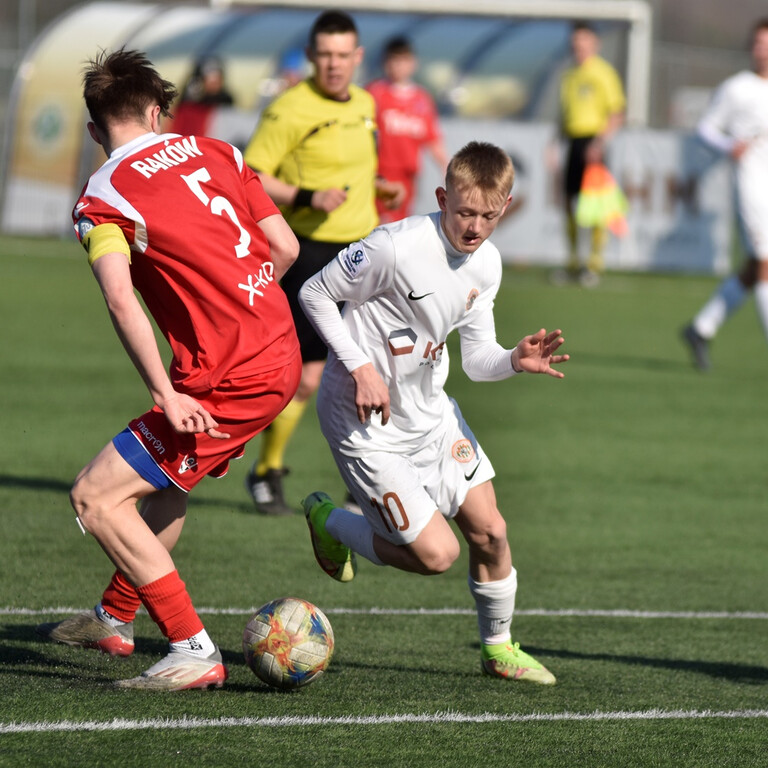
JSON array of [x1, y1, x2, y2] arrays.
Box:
[[280, 235, 345, 363], [564, 135, 596, 201]]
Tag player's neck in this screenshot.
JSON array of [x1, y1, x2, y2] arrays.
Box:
[[105, 122, 156, 156]]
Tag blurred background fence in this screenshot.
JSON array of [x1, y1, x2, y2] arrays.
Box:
[[0, 0, 762, 273]]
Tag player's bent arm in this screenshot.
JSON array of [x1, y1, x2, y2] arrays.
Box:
[[298, 273, 370, 373], [91, 252, 181, 407], [696, 85, 737, 156], [697, 120, 738, 156], [252, 170, 301, 207], [458, 305, 517, 382], [459, 336, 517, 381], [252, 170, 347, 213], [91, 253, 225, 436], [256, 213, 299, 280]]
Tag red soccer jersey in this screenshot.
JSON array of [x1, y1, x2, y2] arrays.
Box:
[[73, 132, 299, 394], [366, 79, 441, 178]]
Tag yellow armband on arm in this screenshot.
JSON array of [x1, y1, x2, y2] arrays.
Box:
[[81, 223, 131, 266]]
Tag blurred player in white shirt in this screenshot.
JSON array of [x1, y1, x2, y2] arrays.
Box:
[[299, 141, 568, 684], [683, 18, 768, 370]]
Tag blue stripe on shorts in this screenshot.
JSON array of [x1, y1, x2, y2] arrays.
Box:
[[112, 428, 172, 490]]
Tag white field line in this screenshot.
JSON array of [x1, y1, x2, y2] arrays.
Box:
[[3, 709, 768, 734], [3, 606, 768, 620]]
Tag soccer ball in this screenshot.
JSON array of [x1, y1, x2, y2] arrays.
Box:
[[243, 597, 334, 690]]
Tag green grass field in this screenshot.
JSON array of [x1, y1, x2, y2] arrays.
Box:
[[2, 234, 767, 767]]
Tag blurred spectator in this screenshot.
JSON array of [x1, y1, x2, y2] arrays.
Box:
[[552, 21, 625, 287], [366, 36, 447, 223], [171, 55, 234, 137], [276, 48, 307, 93], [682, 18, 768, 371], [257, 48, 309, 109]]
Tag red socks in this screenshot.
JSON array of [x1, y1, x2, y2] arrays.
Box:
[[101, 570, 141, 623], [135, 570, 204, 642], [101, 569, 204, 643]]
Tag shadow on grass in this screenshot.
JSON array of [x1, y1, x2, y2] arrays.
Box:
[[0, 474, 72, 493], [523, 644, 768, 685], [0, 472, 267, 515], [0, 637, 120, 685], [571, 351, 691, 374], [0, 624, 288, 693]]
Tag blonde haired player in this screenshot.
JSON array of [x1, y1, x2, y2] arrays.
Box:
[[299, 141, 567, 683]]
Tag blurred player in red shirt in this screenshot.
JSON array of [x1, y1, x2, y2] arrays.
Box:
[[36, 49, 301, 691], [367, 37, 447, 223]]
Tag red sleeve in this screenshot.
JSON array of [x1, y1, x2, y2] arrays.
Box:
[[242, 159, 280, 223]]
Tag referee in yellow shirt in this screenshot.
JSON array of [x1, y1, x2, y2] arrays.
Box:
[[243, 9, 404, 514], [557, 21, 625, 286]]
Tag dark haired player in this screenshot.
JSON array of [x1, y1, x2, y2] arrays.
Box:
[[36, 49, 301, 690]]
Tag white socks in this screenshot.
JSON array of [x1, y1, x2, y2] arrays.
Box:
[[692, 275, 747, 339], [468, 568, 518, 646], [754, 282, 768, 343], [170, 628, 216, 658], [96, 602, 128, 627], [327, 507, 384, 565]]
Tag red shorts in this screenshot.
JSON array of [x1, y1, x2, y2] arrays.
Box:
[[126, 357, 301, 492]]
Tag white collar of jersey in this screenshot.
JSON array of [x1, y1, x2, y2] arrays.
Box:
[[109, 131, 180, 161], [433, 211, 473, 264]]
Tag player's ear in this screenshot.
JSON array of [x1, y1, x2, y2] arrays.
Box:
[[435, 186, 447, 211], [148, 104, 162, 133], [87, 121, 102, 145], [354, 46, 364, 67], [500, 194, 513, 214]]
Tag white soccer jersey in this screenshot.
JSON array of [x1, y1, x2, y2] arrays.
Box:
[[299, 212, 517, 456], [697, 71, 768, 256]]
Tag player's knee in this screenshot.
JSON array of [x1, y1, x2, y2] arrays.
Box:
[[466, 513, 508, 557], [413, 537, 461, 575], [69, 478, 104, 534]]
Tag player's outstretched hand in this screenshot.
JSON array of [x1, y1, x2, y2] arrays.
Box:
[[350, 362, 391, 425], [162, 393, 231, 439], [512, 328, 569, 378]]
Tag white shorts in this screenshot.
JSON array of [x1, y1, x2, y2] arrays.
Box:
[[737, 150, 768, 258], [328, 398, 495, 545]]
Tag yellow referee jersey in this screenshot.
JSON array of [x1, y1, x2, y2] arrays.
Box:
[[244, 78, 379, 243], [560, 55, 625, 138]]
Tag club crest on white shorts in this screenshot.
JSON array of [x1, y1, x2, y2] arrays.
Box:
[[451, 439, 475, 463]]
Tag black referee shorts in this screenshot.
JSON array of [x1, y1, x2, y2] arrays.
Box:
[[281, 235, 345, 363], [564, 136, 596, 200]]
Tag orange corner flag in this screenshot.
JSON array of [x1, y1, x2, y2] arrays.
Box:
[[575, 163, 628, 237]]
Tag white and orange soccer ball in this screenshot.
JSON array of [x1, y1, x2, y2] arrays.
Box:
[[243, 597, 334, 690]]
